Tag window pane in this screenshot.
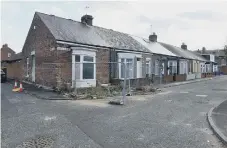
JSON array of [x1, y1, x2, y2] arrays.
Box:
[[127, 59, 133, 78], [83, 63, 94, 79], [75, 55, 80, 62], [75, 63, 80, 79], [84, 56, 93, 62], [121, 58, 133, 79]]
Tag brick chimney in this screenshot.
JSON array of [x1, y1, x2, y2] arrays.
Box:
[[181, 43, 187, 50], [81, 15, 93, 26], [2, 44, 8, 48], [149, 32, 157, 42]]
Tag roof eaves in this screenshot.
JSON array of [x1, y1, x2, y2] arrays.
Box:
[[56, 40, 152, 54]]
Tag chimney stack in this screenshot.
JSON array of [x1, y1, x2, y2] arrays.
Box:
[[81, 15, 93, 26], [149, 32, 157, 42], [2, 44, 8, 48], [202, 47, 206, 54], [181, 43, 187, 50]]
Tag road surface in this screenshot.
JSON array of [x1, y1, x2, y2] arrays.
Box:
[[2, 76, 227, 148]]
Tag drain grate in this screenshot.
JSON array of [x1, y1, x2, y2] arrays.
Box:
[[16, 135, 54, 148]]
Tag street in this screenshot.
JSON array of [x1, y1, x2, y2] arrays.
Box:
[[1, 76, 227, 148]]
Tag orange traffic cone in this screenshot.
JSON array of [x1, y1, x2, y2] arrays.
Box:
[[14, 80, 18, 89], [19, 82, 23, 92]]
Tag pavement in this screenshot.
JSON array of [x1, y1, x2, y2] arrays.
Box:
[[7, 79, 71, 100], [7, 76, 218, 101], [2, 76, 227, 148], [207, 100, 227, 145]]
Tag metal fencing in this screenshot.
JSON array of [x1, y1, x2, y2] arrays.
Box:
[[38, 61, 164, 104]]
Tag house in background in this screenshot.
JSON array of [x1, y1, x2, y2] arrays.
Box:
[[0, 44, 16, 61], [4, 52, 23, 80], [1, 44, 17, 76], [161, 42, 208, 80], [196, 48, 227, 74], [131, 34, 182, 83]]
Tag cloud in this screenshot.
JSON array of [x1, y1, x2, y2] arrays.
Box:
[[1, 1, 227, 53], [178, 10, 227, 22]]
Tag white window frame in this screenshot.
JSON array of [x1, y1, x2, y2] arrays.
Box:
[[118, 52, 141, 79], [146, 58, 151, 76], [155, 60, 159, 76], [75, 55, 96, 80], [8, 53, 11, 58], [72, 49, 96, 88], [119, 58, 134, 79], [168, 60, 177, 75], [180, 60, 187, 74]]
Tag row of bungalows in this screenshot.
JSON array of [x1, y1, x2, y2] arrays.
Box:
[[4, 12, 216, 90]]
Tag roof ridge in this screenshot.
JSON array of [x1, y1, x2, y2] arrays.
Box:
[[36, 11, 133, 37]]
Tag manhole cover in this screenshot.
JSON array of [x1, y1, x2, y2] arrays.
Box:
[[16, 135, 54, 148]]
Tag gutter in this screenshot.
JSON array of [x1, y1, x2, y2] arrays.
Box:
[[56, 40, 154, 55]]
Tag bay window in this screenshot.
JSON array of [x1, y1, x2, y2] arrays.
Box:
[[168, 61, 177, 75], [155, 60, 159, 76], [75, 55, 95, 80], [179, 61, 187, 74], [146, 59, 151, 76], [120, 58, 133, 79]]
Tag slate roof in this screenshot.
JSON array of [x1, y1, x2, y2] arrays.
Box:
[[36, 12, 150, 52], [199, 49, 226, 57], [130, 35, 178, 57], [160, 42, 207, 62], [8, 52, 22, 61]]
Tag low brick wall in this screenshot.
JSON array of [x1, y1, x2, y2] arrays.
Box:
[[220, 66, 227, 75], [6, 61, 23, 81], [164, 75, 174, 83], [206, 73, 213, 78], [175, 74, 186, 81], [201, 73, 206, 78]]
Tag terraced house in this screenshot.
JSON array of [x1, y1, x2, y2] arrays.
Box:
[[18, 12, 214, 90]]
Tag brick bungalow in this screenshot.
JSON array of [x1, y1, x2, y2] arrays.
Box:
[[22, 12, 157, 90], [160, 42, 208, 80]]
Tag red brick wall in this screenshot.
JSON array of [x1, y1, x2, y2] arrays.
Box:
[[0, 44, 15, 61], [54, 51, 72, 89], [6, 61, 23, 80], [96, 48, 110, 85], [221, 66, 227, 74], [164, 75, 173, 83], [22, 13, 72, 89], [201, 73, 206, 78]]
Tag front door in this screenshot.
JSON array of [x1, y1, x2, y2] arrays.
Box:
[[32, 55, 35, 82]]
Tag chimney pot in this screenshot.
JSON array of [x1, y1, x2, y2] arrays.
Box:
[[81, 14, 93, 26], [181, 43, 187, 50], [149, 32, 157, 42]]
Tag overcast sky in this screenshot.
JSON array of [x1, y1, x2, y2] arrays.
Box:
[[1, 1, 227, 53]]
